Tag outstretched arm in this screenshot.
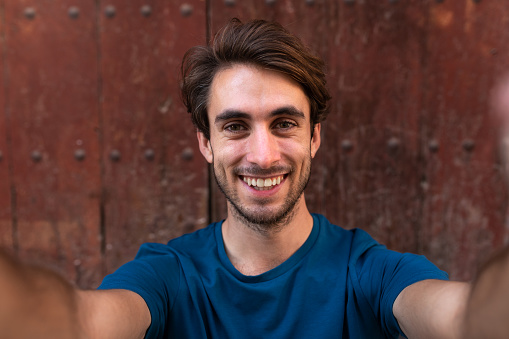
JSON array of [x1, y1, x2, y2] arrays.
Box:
[[394, 247, 509, 339], [0, 249, 151, 339], [393, 279, 470, 339]]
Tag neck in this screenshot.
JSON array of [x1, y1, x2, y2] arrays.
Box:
[[221, 196, 313, 276]]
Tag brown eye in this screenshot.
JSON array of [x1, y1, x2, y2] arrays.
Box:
[[225, 124, 246, 132], [276, 121, 296, 129]]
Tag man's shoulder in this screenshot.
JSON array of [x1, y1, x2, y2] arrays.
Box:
[[129, 222, 219, 262], [167, 221, 219, 248], [312, 213, 380, 253]]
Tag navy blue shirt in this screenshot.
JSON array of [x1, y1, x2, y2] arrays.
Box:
[[99, 214, 448, 338]]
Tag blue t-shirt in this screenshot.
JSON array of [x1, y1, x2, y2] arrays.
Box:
[[98, 214, 448, 338]]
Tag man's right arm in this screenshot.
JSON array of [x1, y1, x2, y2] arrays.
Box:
[[0, 250, 151, 339]]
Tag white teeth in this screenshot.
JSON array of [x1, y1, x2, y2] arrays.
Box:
[[243, 175, 284, 189]]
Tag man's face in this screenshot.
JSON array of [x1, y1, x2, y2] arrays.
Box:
[[197, 64, 321, 228]]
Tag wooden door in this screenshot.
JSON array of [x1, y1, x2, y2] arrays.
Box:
[[1, 0, 508, 287]]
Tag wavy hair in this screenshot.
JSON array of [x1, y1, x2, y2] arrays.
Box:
[[180, 18, 331, 139]]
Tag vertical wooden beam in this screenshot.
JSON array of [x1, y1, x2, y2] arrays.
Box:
[[0, 0, 13, 250], [420, 0, 509, 280], [4, 0, 102, 288], [99, 0, 208, 274], [319, 1, 428, 253]]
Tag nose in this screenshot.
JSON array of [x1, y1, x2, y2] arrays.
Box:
[[246, 128, 281, 169]]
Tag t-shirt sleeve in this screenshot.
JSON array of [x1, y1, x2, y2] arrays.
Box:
[[97, 243, 182, 339], [351, 230, 449, 338]]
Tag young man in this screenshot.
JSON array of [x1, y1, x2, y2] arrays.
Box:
[[0, 18, 478, 338], [94, 18, 470, 338]]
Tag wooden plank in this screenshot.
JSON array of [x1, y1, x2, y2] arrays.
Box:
[[99, 0, 208, 273], [420, 0, 509, 280], [317, 2, 429, 253], [4, 0, 102, 288], [0, 2, 13, 250]]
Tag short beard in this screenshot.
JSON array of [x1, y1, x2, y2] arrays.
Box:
[[228, 194, 300, 235], [213, 157, 312, 235]]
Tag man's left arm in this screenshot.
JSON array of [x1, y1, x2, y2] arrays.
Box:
[[393, 279, 471, 339]]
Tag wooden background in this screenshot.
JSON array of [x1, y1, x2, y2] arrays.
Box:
[[0, 0, 508, 288]]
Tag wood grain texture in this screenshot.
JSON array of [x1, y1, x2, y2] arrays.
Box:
[[3, 0, 102, 287], [99, 0, 209, 274], [0, 3, 13, 250]]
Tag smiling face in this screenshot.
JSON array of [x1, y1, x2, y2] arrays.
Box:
[[197, 64, 321, 230]]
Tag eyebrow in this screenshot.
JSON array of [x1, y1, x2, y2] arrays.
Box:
[[214, 106, 306, 125]]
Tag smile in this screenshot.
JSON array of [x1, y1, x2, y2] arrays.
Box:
[[241, 175, 285, 191]]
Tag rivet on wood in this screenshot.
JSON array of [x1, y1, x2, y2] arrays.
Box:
[[140, 5, 152, 17], [181, 147, 194, 161], [104, 5, 116, 18], [266, 0, 277, 5], [305, 0, 315, 6], [387, 137, 400, 151], [344, 0, 355, 4], [472, 0, 481, 3], [224, 0, 236, 6], [435, 0, 444, 3], [428, 139, 439, 153], [68, 6, 80, 19], [110, 149, 121, 162], [24, 7, 36, 20], [462, 139, 475, 152], [491, 48, 498, 56], [180, 4, 193, 17], [31, 150, 42, 162], [420, 181, 429, 191], [74, 149, 86, 161], [341, 139, 353, 152], [0, 151, 3, 161], [144, 149, 155, 161]]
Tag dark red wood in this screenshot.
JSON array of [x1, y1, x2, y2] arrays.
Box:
[[99, 0, 208, 274], [318, 2, 429, 255], [419, 1, 509, 280], [0, 0, 507, 285], [4, 0, 103, 287], [0, 4, 12, 250]]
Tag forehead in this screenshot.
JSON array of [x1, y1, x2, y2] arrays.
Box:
[[208, 64, 310, 121]]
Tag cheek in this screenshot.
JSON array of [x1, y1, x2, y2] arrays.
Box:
[[216, 140, 247, 163]]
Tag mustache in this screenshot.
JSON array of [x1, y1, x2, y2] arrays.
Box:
[[233, 165, 292, 177]]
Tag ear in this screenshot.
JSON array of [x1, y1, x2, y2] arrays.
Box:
[[197, 131, 213, 163], [311, 123, 321, 158]]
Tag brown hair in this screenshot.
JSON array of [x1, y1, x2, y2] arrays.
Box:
[[180, 18, 331, 139]]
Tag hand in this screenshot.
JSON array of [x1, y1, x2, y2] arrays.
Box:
[[0, 249, 84, 339], [463, 247, 509, 339]]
